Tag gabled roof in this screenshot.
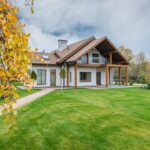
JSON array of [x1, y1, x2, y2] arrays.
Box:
[[31, 36, 129, 65], [66, 36, 128, 64], [66, 37, 105, 62]]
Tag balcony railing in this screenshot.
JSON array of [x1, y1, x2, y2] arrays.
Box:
[[78, 56, 108, 64], [89, 57, 107, 64]]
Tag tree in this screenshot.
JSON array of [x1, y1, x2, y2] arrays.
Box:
[[59, 68, 66, 89], [0, 0, 34, 121], [118, 46, 148, 83], [118, 46, 134, 62], [146, 62, 150, 81], [131, 52, 148, 81], [117, 46, 134, 82], [30, 70, 37, 80]]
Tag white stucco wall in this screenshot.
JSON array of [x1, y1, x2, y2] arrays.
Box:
[[68, 67, 114, 87], [68, 67, 75, 87], [109, 68, 114, 85], [31, 65, 61, 87], [31, 65, 114, 87]]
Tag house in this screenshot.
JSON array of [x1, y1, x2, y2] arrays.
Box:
[[30, 36, 129, 88]]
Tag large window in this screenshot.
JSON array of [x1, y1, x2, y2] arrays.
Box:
[[81, 55, 87, 64], [37, 69, 46, 85], [80, 72, 91, 82], [92, 54, 99, 63]]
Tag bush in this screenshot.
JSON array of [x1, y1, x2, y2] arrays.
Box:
[[59, 68, 66, 88], [138, 75, 146, 84], [129, 80, 134, 86], [147, 81, 150, 89], [30, 70, 37, 80]]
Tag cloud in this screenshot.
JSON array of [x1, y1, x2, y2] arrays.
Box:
[[17, 0, 150, 58]]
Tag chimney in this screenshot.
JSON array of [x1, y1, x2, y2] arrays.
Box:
[[58, 39, 68, 51]]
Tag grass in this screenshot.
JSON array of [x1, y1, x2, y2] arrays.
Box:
[[0, 81, 40, 103], [0, 88, 150, 150], [12, 81, 41, 98], [16, 88, 40, 98]]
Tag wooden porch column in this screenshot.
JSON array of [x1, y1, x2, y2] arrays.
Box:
[[87, 53, 89, 64], [67, 65, 69, 87], [106, 65, 109, 87], [74, 64, 77, 88], [118, 67, 121, 85], [109, 67, 111, 85], [109, 52, 112, 64], [125, 66, 128, 86]]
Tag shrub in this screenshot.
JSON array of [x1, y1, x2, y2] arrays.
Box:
[[129, 80, 134, 86], [59, 68, 66, 88], [30, 70, 37, 80], [147, 81, 150, 89], [138, 75, 146, 84]]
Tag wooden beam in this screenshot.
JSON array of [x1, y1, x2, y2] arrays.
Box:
[[125, 66, 128, 86], [87, 53, 89, 64], [109, 67, 111, 85], [109, 52, 112, 64], [118, 67, 121, 85], [117, 61, 129, 64], [77, 64, 105, 68], [106, 65, 109, 87], [67, 65, 69, 87], [74, 63, 77, 88], [108, 64, 128, 68]]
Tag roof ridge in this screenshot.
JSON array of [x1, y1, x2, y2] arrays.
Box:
[[68, 36, 96, 46]]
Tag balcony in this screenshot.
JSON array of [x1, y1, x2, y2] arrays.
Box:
[[77, 55, 108, 65], [89, 56, 107, 64]]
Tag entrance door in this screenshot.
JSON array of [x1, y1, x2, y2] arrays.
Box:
[[96, 72, 101, 85], [50, 69, 56, 87]]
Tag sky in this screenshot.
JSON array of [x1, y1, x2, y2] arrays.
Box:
[[16, 0, 150, 58]]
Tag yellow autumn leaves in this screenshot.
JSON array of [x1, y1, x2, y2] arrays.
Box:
[[0, 0, 34, 121]]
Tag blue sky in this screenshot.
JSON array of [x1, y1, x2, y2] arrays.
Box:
[[17, 0, 150, 58]]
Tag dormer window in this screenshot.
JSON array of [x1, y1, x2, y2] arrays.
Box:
[[42, 55, 49, 60], [92, 54, 99, 63]]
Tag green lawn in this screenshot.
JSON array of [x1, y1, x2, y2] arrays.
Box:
[[0, 88, 150, 150], [16, 88, 40, 98]]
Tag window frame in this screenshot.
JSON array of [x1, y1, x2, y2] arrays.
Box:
[[92, 53, 99, 63], [37, 69, 46, 85], [81, 55, 87, 64], [80, 72, 91, 82]]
